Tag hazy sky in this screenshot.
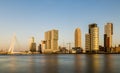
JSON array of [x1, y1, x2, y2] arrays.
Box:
[[0, 0, 120, 51]]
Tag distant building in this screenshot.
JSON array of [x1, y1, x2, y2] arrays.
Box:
[[104, 23, 113, 52], [72, 47, 83, 54], [99, 45, 105, 52], [85, 23, 99, 52], [44, 29, 59, 53], [41, 40, 46, 53], [113, 47, 120, 53], [38, 44, 42, 53], [59, 46, 68, 53], [29, 37, 36, 52], [85, 34, 90, 52], [112, 45, 120, 53], [75, 28, 81, 48]]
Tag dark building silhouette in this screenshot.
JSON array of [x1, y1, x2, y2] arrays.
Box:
[[30, 43, 36, 52], [29, 37, 36, 52], [38, 44, 42, 53]]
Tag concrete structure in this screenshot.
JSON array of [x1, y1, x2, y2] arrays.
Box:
[[104, 23, 113, 52], [29, 37, 36, 52], [113, 45, 120, 53], [75, 28, 81, 48], [44, 29, 59, 53], [85, 24, 99, 52], [8, 34, 16, 54], [41, 40, 46, 53], [114, 47, 120, 53], [85, 34, 90, 52]]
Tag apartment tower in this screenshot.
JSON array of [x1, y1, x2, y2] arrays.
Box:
[[75, 28, 81, 48], [104, 23, 113, 52], [85, 23, 99, 52], [44, 29, 58, 53]]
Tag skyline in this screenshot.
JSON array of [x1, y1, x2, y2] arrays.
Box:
[[0, 0, 120, 50]]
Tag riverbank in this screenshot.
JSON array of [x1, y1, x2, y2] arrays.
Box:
[[0, 52, 120, 56]]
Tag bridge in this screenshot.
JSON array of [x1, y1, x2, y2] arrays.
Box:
[[8, 34, 26, 54]]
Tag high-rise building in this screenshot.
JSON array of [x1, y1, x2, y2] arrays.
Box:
[[44, 29, 58, 53], [104, 23, 113, 52], [29, 37, 36, 52], [75, 28, 81, 48], [85, 34, 90, 52], [85, 23, 99, 52]]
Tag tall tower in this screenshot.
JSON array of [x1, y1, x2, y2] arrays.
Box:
[[44, 29, 58, 53], [75, 28, 81, 48], [104, 23, 113, 52], [85, 23, 99, 52], [85, 34, 90, 52], [29, 37, 36, 52], [51, 30, 58, 52]]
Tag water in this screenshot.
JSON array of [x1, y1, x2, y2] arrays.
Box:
[[0, 54, 120, 73]]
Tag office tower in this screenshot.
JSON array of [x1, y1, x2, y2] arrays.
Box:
[[90, 24, 99, 51], [75, 28, 81, 48], [85, 23, 99, 52], [85, 34, 90, 52], [104, 23, 113, 52], [29, 37, 36, 52], [51, 30, 58, 52], [44, 29, 58, 53]]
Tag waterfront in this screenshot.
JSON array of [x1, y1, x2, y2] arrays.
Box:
[[0, 54, 120, 73]]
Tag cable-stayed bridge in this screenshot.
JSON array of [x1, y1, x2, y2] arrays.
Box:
[[8, 34, 26, 54]]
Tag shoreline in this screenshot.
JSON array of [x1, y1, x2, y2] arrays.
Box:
[[0, 53, 120, 56]]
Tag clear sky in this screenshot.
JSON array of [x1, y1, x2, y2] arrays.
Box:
[[0, 0, 120, 51]]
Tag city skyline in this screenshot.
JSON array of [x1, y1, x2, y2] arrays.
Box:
[[0, 0, 120, 50]]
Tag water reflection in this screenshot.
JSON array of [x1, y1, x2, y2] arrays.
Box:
[[0, 54, 119, 73], [42, 55, 58, 73], [10, 56, 17, 73], [29, 56, 36, 73], [74, 55, 86, 73], [103, 55, 114, 73], [85, 54, 101, 73]]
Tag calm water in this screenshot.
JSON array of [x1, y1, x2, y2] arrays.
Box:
[[0, 54, 120, 73]]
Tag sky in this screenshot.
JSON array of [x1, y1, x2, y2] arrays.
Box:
[[0, 0, 120, 51]]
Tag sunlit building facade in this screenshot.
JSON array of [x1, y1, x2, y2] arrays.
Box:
[[41, 40, 46, 53], [44, 29, 59, 53], [104, 23, 113, 52], [85, 24, 99, 52], [85, 34, 90, 52], [75, 28, 81, 48]]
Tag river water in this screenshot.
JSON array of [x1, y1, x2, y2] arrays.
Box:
[[0, 54, 120, 73]]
